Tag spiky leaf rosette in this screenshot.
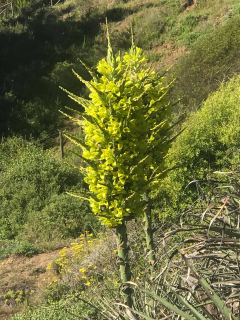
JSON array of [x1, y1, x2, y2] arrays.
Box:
[[62, 45, 172, 228]]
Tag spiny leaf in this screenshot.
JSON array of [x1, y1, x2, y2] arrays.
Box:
[[63, 160, 87, 175], [62, 132, 89, 151], [59, 86, 91, 109], [150, 120, 167, 132], [79, 59, 99, 81], [59, 110, 82, 126], [72, 69, 108, 106], [174, 293, 207, 320], [65, 106, 105, 133], [181, 251, 238, 320], [121, 288, 196, 320], [66, 192, 90, 202]]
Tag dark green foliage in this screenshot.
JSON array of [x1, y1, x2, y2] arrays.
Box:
[[21, 193, 99, 241], [232, 3, 240, 16], [0, 243, 15, 259], [0, 241, 40, 259], [170, 15, 240, 111], [12, 242, 41, 257], [0, 137, 100, 240], [44, 283, 69, 303]]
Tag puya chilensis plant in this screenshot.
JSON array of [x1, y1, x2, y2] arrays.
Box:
[[61, 25, 173, 307]]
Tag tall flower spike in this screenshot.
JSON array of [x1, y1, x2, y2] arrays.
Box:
[[131, 23, 134, 47], [105, 18, 114, 66]]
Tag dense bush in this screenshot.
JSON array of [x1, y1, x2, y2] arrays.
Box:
[[0, 137, 100, 240], [170, 16, 240, 111], [154, 74, 240, 218]]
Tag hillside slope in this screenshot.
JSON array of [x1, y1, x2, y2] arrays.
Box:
[[0, 0, 240, 143]]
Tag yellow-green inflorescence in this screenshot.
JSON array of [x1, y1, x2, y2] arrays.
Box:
[[62, 42, 172, 228]]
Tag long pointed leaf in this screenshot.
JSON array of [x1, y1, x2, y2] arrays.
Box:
[[72, 69, 108, 106], [64, 106, 108, 137], [175, 293, 207, 320], [117, 304, 156, 320], [62, 131, 89, 151], [66, 192, 90, 202], [139, 288, 196, 320], [63, 145, 96, 169], [181, 251, 238, 320], [60, 86, 92, 109], [59, 110, 82, 126]]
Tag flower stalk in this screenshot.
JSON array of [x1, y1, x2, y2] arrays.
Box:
[[115, 222, 133, 308], [143, 191, 156, 279]]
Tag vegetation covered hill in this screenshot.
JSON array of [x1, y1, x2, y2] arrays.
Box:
[[1, 0, 240, 141], [1, 0, 240, 319]]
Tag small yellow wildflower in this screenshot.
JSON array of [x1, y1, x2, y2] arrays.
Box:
[[88, 264, 92, 268], [94, 266, 97, 269], [79, 268, 86, 273], [82, 275, 87, 279], [136, 277, 139, 280], [85, 281, 91, 286], [46, 263, 52, 270]]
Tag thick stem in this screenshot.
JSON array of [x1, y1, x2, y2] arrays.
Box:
[[143, 191, 156, 279], [115, 222, 133, 308]]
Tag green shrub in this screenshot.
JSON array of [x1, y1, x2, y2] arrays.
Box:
[[0, 242, 15, 260], [21, 194, 100, 241], [0, 137, 100, 241], [155, 74, 240, 218], [12, 242, 40, 257], [232, 3, 240, 16], [0, 241, 40, 259]]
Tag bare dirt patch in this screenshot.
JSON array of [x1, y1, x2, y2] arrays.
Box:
[[0, 250, 61, 320]]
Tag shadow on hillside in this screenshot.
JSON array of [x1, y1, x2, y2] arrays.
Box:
[[0, 1, 131, 140]]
